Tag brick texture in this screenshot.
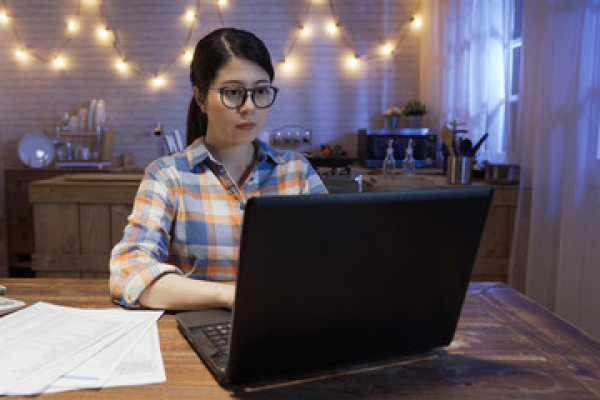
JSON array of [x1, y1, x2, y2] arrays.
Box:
[[0, 0, 421, 169]]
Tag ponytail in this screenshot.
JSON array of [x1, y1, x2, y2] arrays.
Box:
[[186, 96, 207, 146]]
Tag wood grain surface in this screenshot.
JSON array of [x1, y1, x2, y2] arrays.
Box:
[[1, 279, 599, 399]]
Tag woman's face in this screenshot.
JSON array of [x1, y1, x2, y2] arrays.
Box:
[[194, 57, 272, 148]]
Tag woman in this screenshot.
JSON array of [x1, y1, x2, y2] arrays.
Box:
[[109, 28, 327, 310]]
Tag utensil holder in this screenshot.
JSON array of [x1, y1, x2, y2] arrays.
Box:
[[447, 156, 472, 185]]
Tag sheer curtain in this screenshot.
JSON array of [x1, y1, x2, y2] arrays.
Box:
[[422, 0, 600, 340], [511, 0, 600, 339], [420, 0, 510, 163]]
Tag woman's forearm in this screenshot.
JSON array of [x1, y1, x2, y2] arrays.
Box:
[[138, 273, 236, 310]]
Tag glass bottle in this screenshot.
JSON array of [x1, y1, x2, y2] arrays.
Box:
[[403, 139, 416, 173], [383, 139, 396, 179]]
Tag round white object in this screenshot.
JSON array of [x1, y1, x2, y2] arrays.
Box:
[[18, 133, 55, 168]]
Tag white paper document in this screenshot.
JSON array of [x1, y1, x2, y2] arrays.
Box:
[[0, 302, 165, 395]]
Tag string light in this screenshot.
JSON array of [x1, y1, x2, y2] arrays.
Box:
[[411, 14, 423, 29], [2, 1, 421, 84], [326, 21, 339, 36], [0, 10, 10, 24], [182, 49, 194, 62], [15, 48, 29, 62], [151, 75, 166, 88], [96, 26, 112, 42], [115, 58, 129, 73], [380, 43, 395, 56], [299, 25, 312, 39], [53, 55, 67, 70], [184, 9, 196, 23], [67, 18, 80, 33], [280, 58, 295, 74], [345, 54, 360, 70]]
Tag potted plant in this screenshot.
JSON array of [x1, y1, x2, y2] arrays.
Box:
[[402, 100, 427, 128], [383, 107, 402, 130]]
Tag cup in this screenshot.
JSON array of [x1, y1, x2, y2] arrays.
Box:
[[447, 156, 472, 185], [76, 147, 91, 160]]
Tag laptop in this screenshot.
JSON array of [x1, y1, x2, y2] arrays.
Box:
[[176, 186, 493, 386]]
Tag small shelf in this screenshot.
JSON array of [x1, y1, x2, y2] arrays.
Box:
[[57, 131, 103, 137], [55, 161, 112, 169]]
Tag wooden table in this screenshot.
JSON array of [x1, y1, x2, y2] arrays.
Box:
[[1, 279, 599, 399]]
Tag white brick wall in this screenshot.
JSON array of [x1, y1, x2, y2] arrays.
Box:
[[0, 0, 421, 169]]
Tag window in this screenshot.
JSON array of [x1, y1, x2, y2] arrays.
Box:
[[507, 0, 522, 153]]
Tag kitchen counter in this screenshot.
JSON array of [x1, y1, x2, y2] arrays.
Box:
[[27, 172, 518, 282]]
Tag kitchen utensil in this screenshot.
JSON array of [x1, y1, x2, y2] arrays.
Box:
[[459, 138, 472, 156], [485, 163, 520, 184], [469, 133, 488, 156], [440, 126, 455, 156]]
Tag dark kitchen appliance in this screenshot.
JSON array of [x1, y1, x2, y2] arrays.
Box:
[[358, 128, 438, 168]]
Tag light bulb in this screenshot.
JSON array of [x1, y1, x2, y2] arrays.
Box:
[[412, 15, 423, 29], [53, 55, 66, 69], [184, 9, 196, 23], [152, 75, 166, 88], [299, 25, 312, 39], [182, 49, 193, 62], [217, 0, 228, 6], [115, 58, 129, 73], [280, 59, 295, 74], [15, 48, 28, 61], [346, 55, 360, 69], [96, 26, 112, 42], [326, 21, 339, 36], [0, 10, 9, 24], [381, 43, 394, 56], [67, 19, 79, 33]]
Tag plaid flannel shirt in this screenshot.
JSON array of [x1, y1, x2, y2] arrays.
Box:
[[109, 138, 327, 307]]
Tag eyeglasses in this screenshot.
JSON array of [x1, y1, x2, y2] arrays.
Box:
[[210, 85, 279, 109]]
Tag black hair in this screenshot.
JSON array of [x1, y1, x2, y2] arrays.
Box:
[[186, 27, 275, 146]]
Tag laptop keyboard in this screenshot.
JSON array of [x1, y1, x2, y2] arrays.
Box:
[[190, 322, 232, 369], [202, 323, 231, 354]]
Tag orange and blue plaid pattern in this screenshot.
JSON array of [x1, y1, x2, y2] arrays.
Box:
[[109, 138, 327, 307]]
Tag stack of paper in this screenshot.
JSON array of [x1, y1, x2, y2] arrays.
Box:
[[0, 302, 165, 395]]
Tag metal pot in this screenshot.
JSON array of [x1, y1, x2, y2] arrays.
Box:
[[485, 164, 520, 184]]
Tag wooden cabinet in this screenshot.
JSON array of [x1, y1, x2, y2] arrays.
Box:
[[29, 174, 140, 278], [28, 172, 517, 281], [3, 170, 70, 277], [363, 174, 518, 282]]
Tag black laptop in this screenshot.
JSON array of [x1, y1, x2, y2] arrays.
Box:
[[176, 187, 493, 386]]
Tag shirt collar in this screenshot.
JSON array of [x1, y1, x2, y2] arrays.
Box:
[[185, 137, 284, 170]]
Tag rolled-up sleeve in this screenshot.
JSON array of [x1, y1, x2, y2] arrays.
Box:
[[300, 155, 328, 194], [109, 162, 182, 308]]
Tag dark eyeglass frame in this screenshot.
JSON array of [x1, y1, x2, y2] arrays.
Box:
[[210, 85, 279, 109]]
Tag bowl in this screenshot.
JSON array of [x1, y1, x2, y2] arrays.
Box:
[[485, 164, 520, 184]]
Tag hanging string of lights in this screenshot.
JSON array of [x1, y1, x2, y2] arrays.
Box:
[[97, 0, 201, 87], [1, 0, 82, 68], [281, 0, 313, 64], [1, 0, 422, 86]]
